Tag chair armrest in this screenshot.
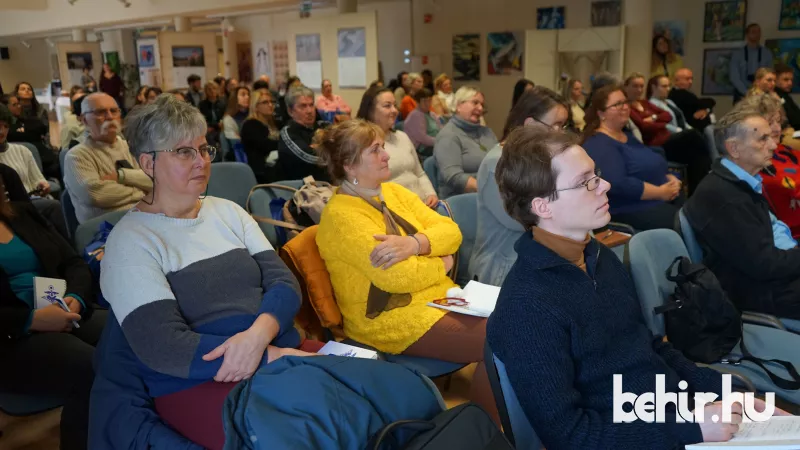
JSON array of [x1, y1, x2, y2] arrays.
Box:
[[607, 222, 636, 235], [742, 311, 787, 331], [700, 363, 757, 392]]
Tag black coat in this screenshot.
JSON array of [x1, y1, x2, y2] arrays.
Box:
[[684, 159, 800, 317], [777, 88, 800, 131], [668, 88, 715, 130], [241, 119, 279, 183], [0, 163, 30, 202], [0, 201, 94, 339], [276, 121, 331, 182], [198, 99, 226, 129]]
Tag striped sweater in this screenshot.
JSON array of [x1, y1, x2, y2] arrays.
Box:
[[63, 136, 153, 223], [100, 197, 301, 396], [0, 143, 46, 193]]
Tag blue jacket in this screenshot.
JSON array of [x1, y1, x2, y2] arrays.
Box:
[[487, 231, 722, 450], [223, 356, 445, 449]]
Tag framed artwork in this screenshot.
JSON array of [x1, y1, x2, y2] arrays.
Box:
[[66, 52, 93, 70], [654, 21, 687, 56], [591, 1, 621, 27], [766, 38, 800, 92], [701, 48, 737, 95], [537, 7, 565, 29], [703, 1, 747, 42], [139, 44, 155, 68], [171, 46, 205, 67], [487, 32, 524, 75], [452, 34, 480, 81], [779, 0, 800, 30]]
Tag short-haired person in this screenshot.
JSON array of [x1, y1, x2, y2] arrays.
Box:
[[775, 63, 800, 130], [486, 126, 777, 450], [356, 87, 438, 206], [277, 85, 330, 181], [63, 93, 152, 223], [730, 23, 774, 103], [684, 105, 800, 319], [399, 72, 425, 120], [669, 68, 716, 130], [240, 89, 280, 183], [433, 86, 497, 197], [92, 95, 319, 450], [186, 74, 204, 107], [403, 88, 443, 157], [314, 119, 497, 422], [198, 81, 226, 148], [471, 87, 568, 287], [315, 79, 352, 121], [60, 89, 87, 150]]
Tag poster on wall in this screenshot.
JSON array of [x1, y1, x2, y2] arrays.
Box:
[[591, 0, 621, 27], [172, 46, 205, 89], [253, 42, 272, 80], [767, 38, 800, 92], [537, 7, 565, 29], [337, 28, 367, 88], [66, 52, 93, 88], [137, 39, 161, 88], [237, 42, 253, 84], [701, 48, 737, 95], [779, 0, 800, 30], [652, 21, 686, 77], [452, 34, 480, 81], [273, 41, 289, 86], [487, 32, 524, 76], [295, 34, 322, 89], [104, 51, 121, 74], [703, 0, 747, 42]]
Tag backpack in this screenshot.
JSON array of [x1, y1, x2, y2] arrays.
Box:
[[367, 403, 513, 450], [656, 256, 800, 390]]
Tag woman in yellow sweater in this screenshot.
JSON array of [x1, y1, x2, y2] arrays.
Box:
[[315, 119, 496, 420]]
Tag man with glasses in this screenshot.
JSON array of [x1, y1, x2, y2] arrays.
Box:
[[64, 93, 152, 223]]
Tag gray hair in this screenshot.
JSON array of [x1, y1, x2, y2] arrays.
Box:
[[123, 94, 207, 159], [284, 86, 314, 111], [591, 72, 620, 92], [81, 92, 113, 117], [736, 93, 783, 117], [454, 85, 482, 106], [713, 106, 765, 157]]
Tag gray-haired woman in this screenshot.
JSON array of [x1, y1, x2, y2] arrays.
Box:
[[277, 85, 331, 181], [92, 94, 320, 450]]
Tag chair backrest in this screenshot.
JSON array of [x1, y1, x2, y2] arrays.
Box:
[[73, 209, 128, 252], [444, 193, 477, 286], [677, 208, 703, 263], [208, 162, 258, 208], [14, 142, 42, 172], [60, 146, 70, 176], [61, 191, 79, 240], [247, 181, 302, 246], [483, 342, 541, 450], [628, 229, 690, 337], [423, 156, 439, 196], [704, 125, 720, 161]]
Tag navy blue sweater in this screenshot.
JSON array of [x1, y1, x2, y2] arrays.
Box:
[[487, 231, 723, 450]]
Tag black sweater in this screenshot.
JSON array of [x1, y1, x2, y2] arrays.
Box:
[[241, 119, 279, 183], [276, 120, 331, 182], [668, 88, 715, 130], [198, 99, 226, 129], [777, 88, 800, 131]]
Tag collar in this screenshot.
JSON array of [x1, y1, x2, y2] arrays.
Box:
[[720, 157, 762, 194], [514, 229, 600, 271]]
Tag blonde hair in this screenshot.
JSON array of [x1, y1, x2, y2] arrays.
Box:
[[314, 119, 385, 182], [203, 82, 218, 99], [623, 72, 646, 86], [434, 74, 451, 92], [454, 85, 482, 106], [247, 89, 277, 130], [406, 72, 423, 84]]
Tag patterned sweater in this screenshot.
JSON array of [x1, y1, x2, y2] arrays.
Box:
[[0, 143, 46, 193], [100, 197, 301, 396]]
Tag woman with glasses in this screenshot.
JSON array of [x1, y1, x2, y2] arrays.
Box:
[[92, 94, 320, 450], [582, 84, 683, 231], [241, 89, 280, 183], [471, 87, 570, 286]]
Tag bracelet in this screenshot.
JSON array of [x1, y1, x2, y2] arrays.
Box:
[[410, 234, 421, 256]]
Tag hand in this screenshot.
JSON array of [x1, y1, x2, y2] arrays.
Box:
[[698, 401, 742, 442], [370, 235, 418, 269], [36, 181, 50, 196], [694, 109, 709, 120], [666, 173, 681, 184], [440, 254, 455, 273], [749, 398, 792, 418], [266, 345, 316, 363], [101, 171, 118, 182], [63, 296, 82, 314], [30, 304, 82, 333], [203, 326, 270, 383], [660, 180, 681, 201], [424, 195, 439, 208], [643, 117, 655, 123]]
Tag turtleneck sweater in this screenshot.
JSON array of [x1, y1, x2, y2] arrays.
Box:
[[532, 226, 590, 272]]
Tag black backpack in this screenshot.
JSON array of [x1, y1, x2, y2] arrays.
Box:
[[656, 256, 800, 390]]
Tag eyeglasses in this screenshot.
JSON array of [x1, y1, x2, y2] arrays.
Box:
[[603, 100, 631, 111], [532, 117, 569, 131], [555, 169, 603, 193], [150, 145, 217, 162], [85, 108, 122, 117]]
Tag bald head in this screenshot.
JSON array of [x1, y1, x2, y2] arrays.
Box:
[[673, 68, 693, 90]]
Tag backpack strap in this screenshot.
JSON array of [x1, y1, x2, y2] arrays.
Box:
[[734, 325, 800, 390], [246, 183, 299, 213]]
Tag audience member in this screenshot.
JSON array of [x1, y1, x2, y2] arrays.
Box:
[[563, 78, 585, 131], [422, 69, 434, 92], [0, 166, 105, 450], [198, 81, 226, 148], [432, 73, 455, 118], [433, 86, 497, 198], [186, 74, 204, 107], [510, 79, 535, 110], [648, 75, 692, 134], [80, 66, 97, 93], [314, 119, 497, 422], [588, 72, 644, 143], [315, 78, 352, 121], [1, 93, 60, 180], [356, 87, 437, 205], [134, 85, 149, 106], [213, 75, 228, 100], [775, 63, 800, 130], [99, 63, 125, 110], [487, 126, 744, 450], [63, 93, 152, 223], [393, 71, 409, 107], [168, 89, 187, 102], [471, 87, 568, 287], [277, 85, 330, 181], [403, 88, 442, 157], [221, 86, 250, 143], [60, 91, 87, 150], [370, 79, 385, 89], [650, 34, 684, 79], [399, 72, 425, 120], [226, 78, 240, 97], [63, 94, 87, 151], [95, 94, 317, 450], [145, 86, 163, 104], [747, 67, 777, 98], [582, 84, 682, 230], [730, 23, 774, 103], [14, 82, 48, 128], [241, 89, 280, 183], [669, 68, 715, 130], [277, 76, 302, 124]]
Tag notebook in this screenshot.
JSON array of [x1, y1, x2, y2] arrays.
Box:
[[33, 277, 67, 310], [686, 416, 800, 449], [317, 341, 379, 359], [427, 280, 500, 318]]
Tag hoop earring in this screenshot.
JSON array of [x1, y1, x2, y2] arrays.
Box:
[[353, 178, 359, 185]]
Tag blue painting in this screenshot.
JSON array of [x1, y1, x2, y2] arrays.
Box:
[[702, 48, 736, 95], [767, 38, 800, 93], [537, 6, 565, 30]]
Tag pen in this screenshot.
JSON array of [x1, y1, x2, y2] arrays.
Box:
[[54, 297, 81, 329]]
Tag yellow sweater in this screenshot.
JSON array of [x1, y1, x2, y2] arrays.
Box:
[[316, 182, 462, 354]]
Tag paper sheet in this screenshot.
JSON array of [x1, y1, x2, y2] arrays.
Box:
[[687, 416, 800, 448], [34, 277, 66, 310], [427, 280, 500, 317]]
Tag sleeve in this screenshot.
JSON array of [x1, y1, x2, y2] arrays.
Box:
[[666, 123, 680, 134], [118, 168, 153, 192], [630, 105, 667, 134], [0, 278, 33, 338], [584, 137, 646, 200], [100, 239, 229, 380], [22, 148, 46, 187], [64, 150, 145, 209], [47, 214, 94, 319], [337, 96, 351, 114], [394, 184, 461, 256], [400, 132, 436, 198], [404, 112, 436, 148], [729, 49, 748, 95], [650, 102, 673, 124], [400, 97, 415, 120], [481, 160, 525, 232], [652, 336, 723, 396], [223, 116, 240, 140], [434, 132, 471, 193], [494, 301, 704, 450]]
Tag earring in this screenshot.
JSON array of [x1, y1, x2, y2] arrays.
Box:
[[353, 178, 359, 185]]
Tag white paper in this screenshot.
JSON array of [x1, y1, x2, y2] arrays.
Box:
[[687, 416, 800, 448], [33, 277, 67, 310], [338, 57, 366, 88], [337, 28, 366, 88], [793, 130, 800, 139], [427, 280, 500, 317], [318, 341, 378, 359], [172, 68, 204, 89], [295, 61, 322, 90]]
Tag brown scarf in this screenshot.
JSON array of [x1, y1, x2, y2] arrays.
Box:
[[340, 181, 418, 319]]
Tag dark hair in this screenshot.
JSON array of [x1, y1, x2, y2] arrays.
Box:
[[286, 76, 301, 87], [187, 74, 201, 84], [356, 86, 393, 122], [511, 79, 535, 109], [14, 82, 41, 118], [413, 88, 434, 103], [145, 87, 163, 99], [586, 72, 621, 106], [225, 86, 251, 117], [314, 119, 385, 182], [422, 69, 433, 77], [775, 63, 794, 77], [214, 76, 227, 88], [0, 170, 13, 219], [72, 94, 87, 116], [0, 94, 13, 107], [135, 86, 149, 105], [502, 86, 569, 141], [496, 127, 579, 228], [582, 84, 625, 142], [369, 80, 384, 89], [69, 85, 84, 97], [0, 103, 12, 125], [646, 75, 669, 99], [252, 80, 270, 91], [746, 23, 760, 33]]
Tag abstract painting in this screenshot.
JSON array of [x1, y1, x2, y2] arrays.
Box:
[[702, 48, 736, 95], [537, 7, 565, 29], [452, 34, 480, 81], [703, 0, 747, 42], [487, 32, 524, 76]]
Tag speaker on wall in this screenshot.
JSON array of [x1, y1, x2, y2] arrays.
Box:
[[0, 48, 9, 60]]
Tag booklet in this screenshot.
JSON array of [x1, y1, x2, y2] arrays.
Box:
[[427, 280, 500, 318], [317, 341, 379, 359], [33, 277, 80, 329], [686, 416, 800, 449]]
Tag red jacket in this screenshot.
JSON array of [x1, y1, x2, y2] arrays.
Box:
[[761, 143, 800, 238], [629, 100, 672, 147]]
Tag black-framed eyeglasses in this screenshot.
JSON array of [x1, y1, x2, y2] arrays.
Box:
[[555, 169, 603, 193], [603, 100, 631, 111], [150, 145, 217, 162], [532, 117, 569, 131], [85, 108, 122, 117]]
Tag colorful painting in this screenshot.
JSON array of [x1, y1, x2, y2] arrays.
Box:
[[779, 0, 800, 30], [487, 32, 524, 76], [654, 20, 687, 56], [591, 1, 621, 27], [537, 7, 565, 29], [66, 52, 93, 70], [139, 44, 155, 68], [452, 34, 480, 81], [703, 1, 747, 42], [172, 46, 205, 67], [701, 48, 737, 95], [766, 38, 800, 93], [104, 51, 120, 74]]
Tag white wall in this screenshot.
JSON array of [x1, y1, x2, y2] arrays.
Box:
[[0, 38, 52, 92]]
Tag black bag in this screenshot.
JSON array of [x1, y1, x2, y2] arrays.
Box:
[[367, 403, 513, 450], [656, 256, 800, 390]]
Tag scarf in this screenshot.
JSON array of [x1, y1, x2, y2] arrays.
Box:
[[451, 114, 484, 134], [339, 180, 418, 319]]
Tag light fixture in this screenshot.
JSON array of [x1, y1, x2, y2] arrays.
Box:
[[404, 57, 410, 64], [403, 49, 410, 56], [21, 40, 31, 49]]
